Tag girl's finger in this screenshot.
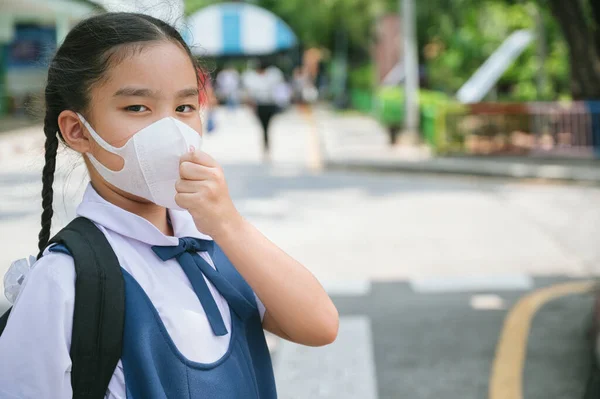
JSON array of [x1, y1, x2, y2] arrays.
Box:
[[179, 161, 216, 180], [174, 192, 197, 209], [180, 149, 218, 167], [175, 179, 206, 194]]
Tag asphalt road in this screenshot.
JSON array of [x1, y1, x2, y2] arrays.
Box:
[[273, 277, 595, 398]]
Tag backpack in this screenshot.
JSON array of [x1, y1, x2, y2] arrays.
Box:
[[0, 217, 125, 399]]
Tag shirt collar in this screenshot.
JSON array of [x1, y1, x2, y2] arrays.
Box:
[[76, 183, 213, 246]]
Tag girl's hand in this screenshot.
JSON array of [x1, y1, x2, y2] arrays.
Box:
[[176, 148, 242, 239]]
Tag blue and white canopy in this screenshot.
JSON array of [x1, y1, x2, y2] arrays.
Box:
[[184, 2, 298, 57]]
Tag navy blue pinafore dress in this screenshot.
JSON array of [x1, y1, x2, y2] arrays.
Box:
[[52, 238, 277, 398]]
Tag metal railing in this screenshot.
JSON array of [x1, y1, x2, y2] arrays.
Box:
[[440, 101, 600, 158]]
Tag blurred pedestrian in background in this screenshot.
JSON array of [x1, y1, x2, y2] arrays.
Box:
[[198, 67, 217, 134], [216, 64, 240, 110], [243, 60, 285, 161]]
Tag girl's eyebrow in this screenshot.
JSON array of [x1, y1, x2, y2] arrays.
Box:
[[113, 87, 158, 98], [176, 87, 199, 98], [113, 87, 199, 99]]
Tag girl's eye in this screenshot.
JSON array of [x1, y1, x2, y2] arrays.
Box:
[[125, 105, 148, 112], [176, 105, 196, 113]]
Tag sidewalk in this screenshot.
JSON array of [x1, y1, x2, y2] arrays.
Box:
[[0, 125, 44, 165], [0, 116, 39, 134], [317, 108, 600, 183]]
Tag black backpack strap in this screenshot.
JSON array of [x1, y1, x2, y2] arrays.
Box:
[[0, 308, 11, 334], [49, 217, 125, 399]]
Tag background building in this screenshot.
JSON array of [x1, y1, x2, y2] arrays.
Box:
[[0, 0, 98, 118]]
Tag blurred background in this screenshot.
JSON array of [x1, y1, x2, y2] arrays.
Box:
[[2, 0, 600, 397]]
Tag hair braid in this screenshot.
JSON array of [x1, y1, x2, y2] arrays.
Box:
[[37, 115, 59, 258]]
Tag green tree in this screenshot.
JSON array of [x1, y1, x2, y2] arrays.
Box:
[[416, 0, 569, 100], [184, 0, 572, 101]]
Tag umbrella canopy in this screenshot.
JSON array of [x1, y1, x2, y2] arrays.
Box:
[[185, 2, 297, 57]]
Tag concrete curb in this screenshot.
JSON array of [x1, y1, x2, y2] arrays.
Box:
[[325, 156, 600, 183]]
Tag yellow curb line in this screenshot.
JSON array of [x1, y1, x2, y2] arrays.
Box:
[[489, 280, 596, 399]]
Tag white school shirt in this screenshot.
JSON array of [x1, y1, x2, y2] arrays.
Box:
[[0, 184, 266, 399]]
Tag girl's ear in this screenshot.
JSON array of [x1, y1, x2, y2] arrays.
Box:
[[58, 110, 91, 154]]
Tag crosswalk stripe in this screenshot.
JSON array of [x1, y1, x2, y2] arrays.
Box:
[[321, 279, 371, 296], [410, 274, 533, 293], [274, 316, 378, 399]]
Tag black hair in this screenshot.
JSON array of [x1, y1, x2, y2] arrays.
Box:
[[38, 12, 200, 258]]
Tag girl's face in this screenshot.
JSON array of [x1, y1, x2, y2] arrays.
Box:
[[84, 41, 202, 173]]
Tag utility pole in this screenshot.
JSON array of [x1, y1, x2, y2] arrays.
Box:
[[402, 0, 419, 138]]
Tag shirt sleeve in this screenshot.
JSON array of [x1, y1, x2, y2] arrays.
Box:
[[0, 252, 75, 399], [253, 292, 267, 322]]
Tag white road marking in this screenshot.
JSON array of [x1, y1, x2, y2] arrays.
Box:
[[320, 279, 372, 296], [410, 274, 533, 293], [470, 294, 506, 310]]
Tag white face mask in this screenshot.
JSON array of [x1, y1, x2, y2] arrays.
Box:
[[78, 113, 202, 210]]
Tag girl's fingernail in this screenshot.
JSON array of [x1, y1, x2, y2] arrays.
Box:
[[189, 145, 195, 153]]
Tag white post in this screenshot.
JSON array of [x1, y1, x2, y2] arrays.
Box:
[[533, 5, 547, 99], [402, 0, 419, 137]]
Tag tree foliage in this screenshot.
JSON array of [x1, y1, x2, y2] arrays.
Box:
[[420, 0, 569, 100], [184, 0, 576, 100], [185, 0, 382, 57]]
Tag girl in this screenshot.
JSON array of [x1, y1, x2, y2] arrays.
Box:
[[0, 12, 338, 398]]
